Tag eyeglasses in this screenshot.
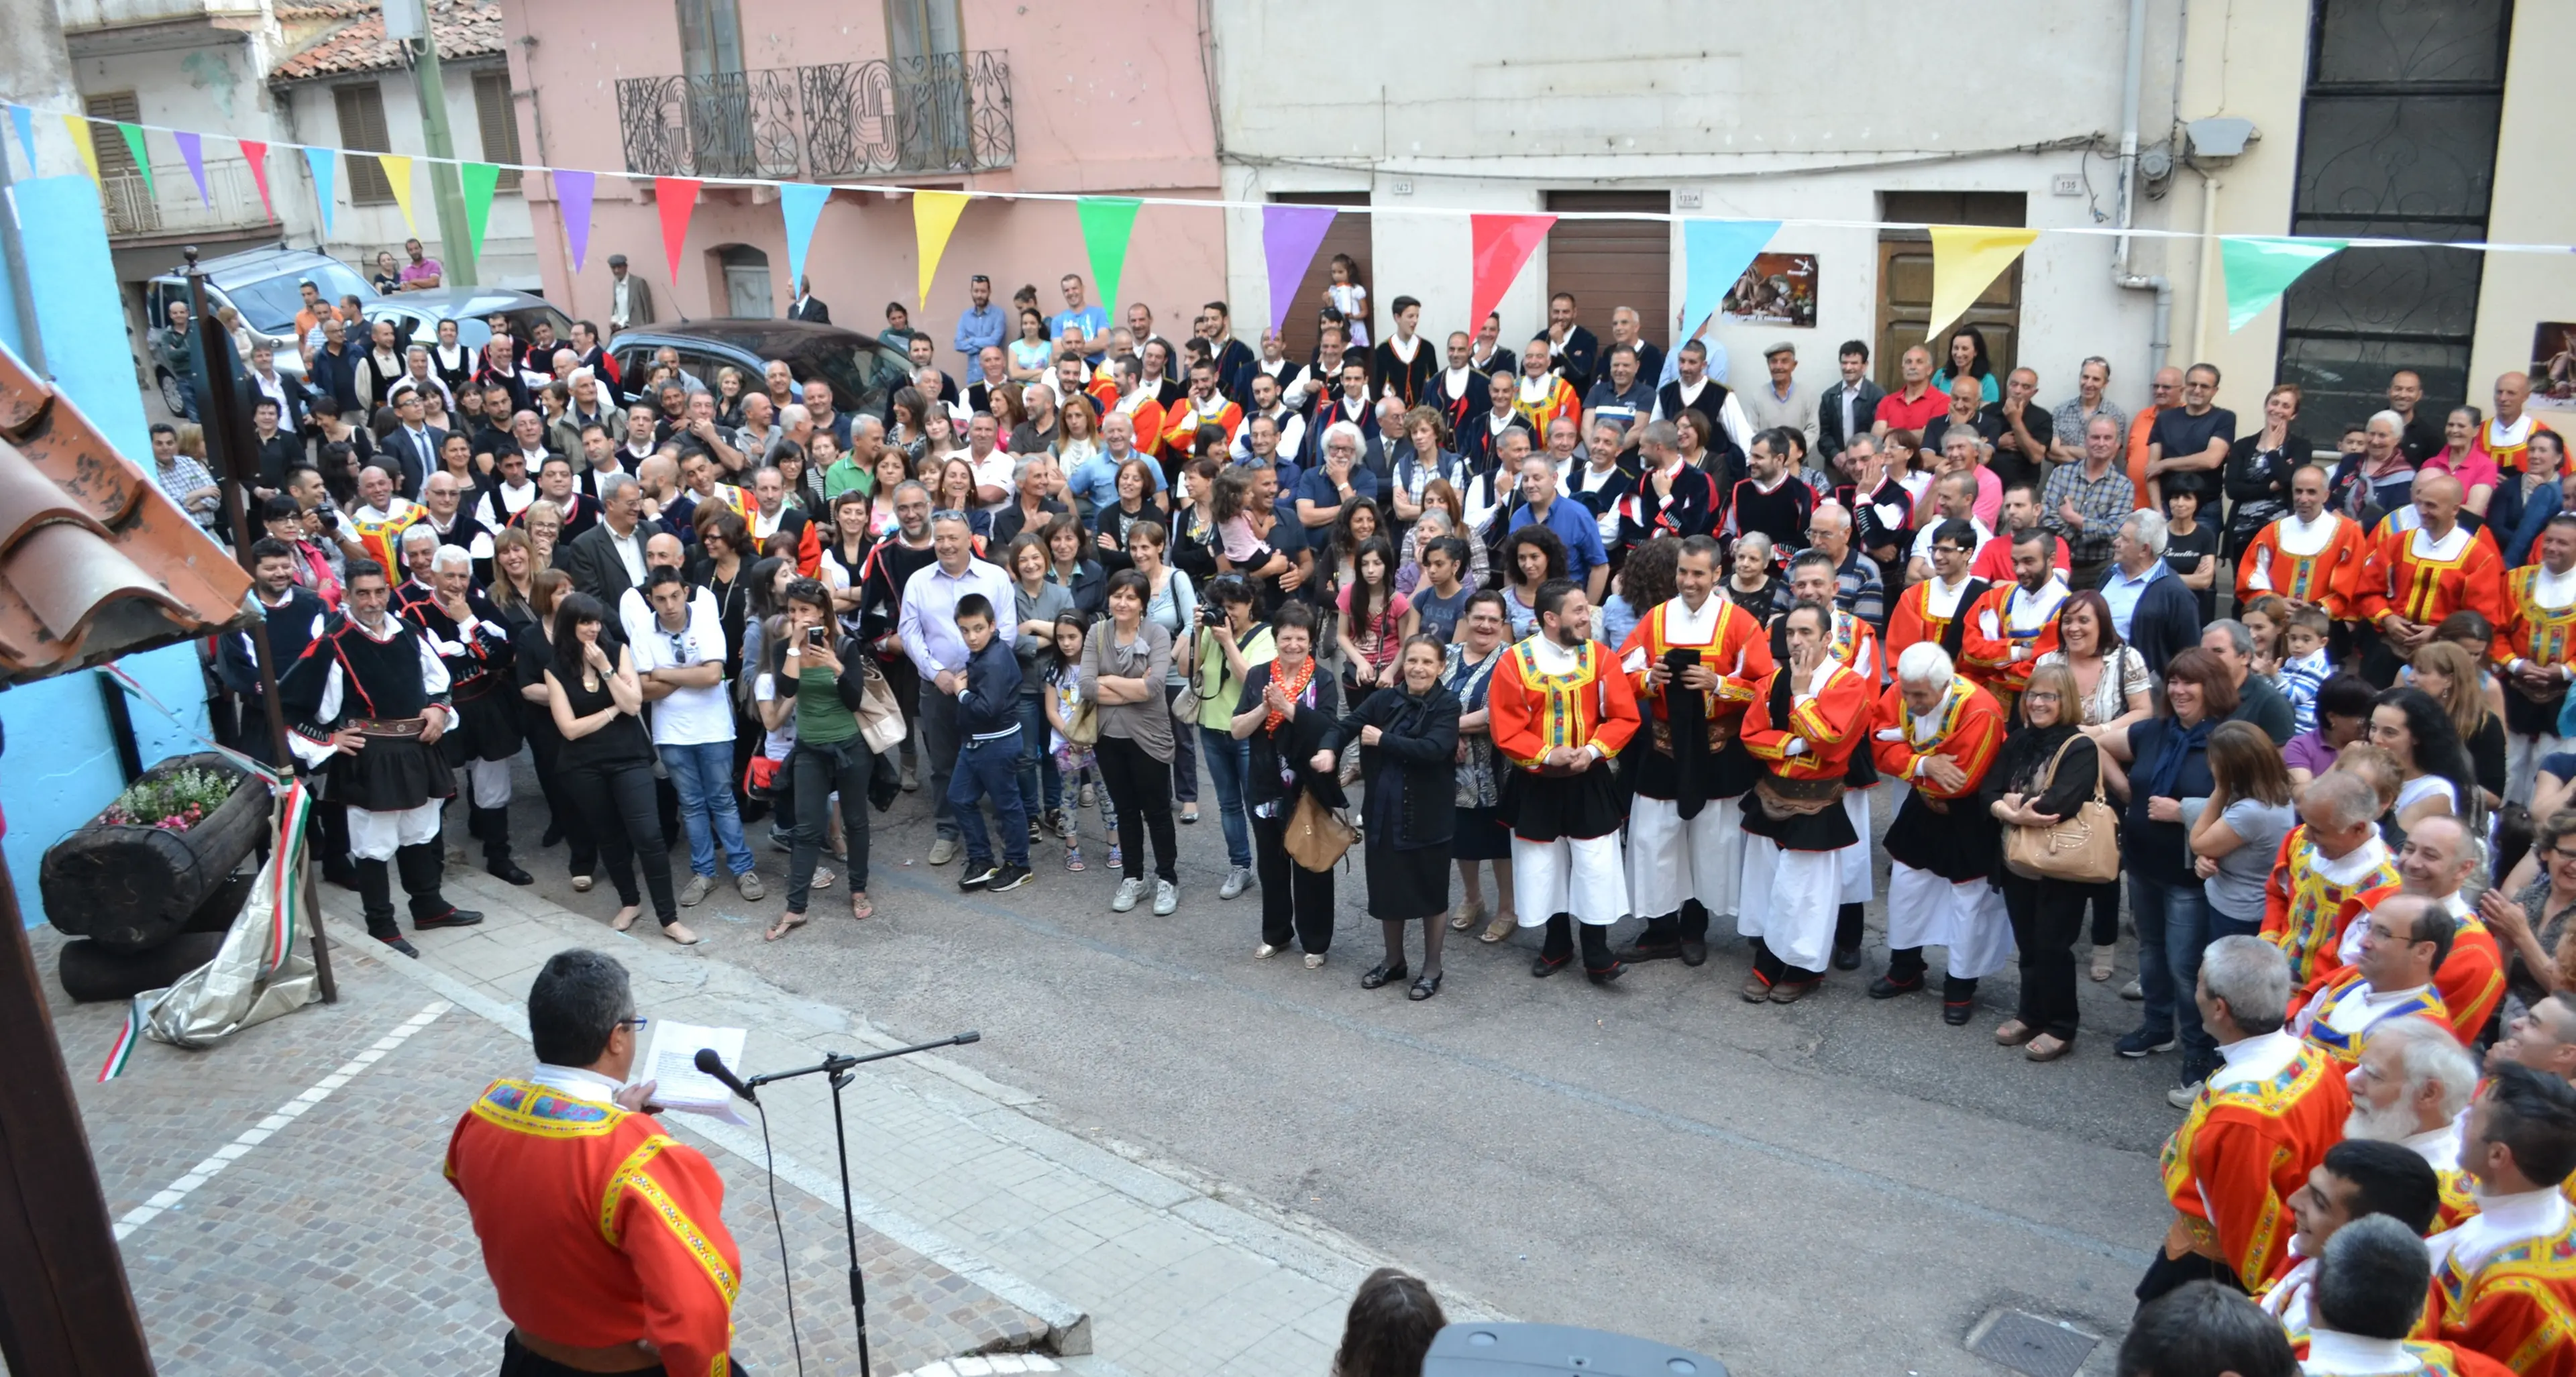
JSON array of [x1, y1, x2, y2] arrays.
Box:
[[930, 508, 969, 523], [618, 1015, 649, 1032]]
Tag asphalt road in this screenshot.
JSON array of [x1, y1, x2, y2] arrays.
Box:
[[485, 751, 2185, 1377]]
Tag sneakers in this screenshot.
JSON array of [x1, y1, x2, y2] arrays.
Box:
[[2167, 1080, 2205, 1109], [988, 863, 1033, 893], [679, 873, 716, 907], [928, 836, 959, 866], [1219, 866, 1252, 899], [1027, 819, 1042, 845], [1153, 879, 1177, 915], [735, 871, 765, 901], [769, 828, 792, 853], [900, 765, 920, 792], [960, 861, 1000, 891], [2115, 1028, 2179, 1058], [2121, 979, 2145, 1001], [1111, 877, 1144, 912]]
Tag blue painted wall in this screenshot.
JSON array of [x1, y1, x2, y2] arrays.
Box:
[[1, 175, 217, 926]]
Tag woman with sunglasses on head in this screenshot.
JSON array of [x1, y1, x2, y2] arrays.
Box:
[[545, 591, 692, 944]]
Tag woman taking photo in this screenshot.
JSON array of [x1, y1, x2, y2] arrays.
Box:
[[1093, 459, 1162, 575], [1444, 592, 1517, 943], [545, 592, 692, 944], [2185, 720, 2300, 947], [767, 577, 876, 938], [1006, 535, 1077, 836], [1984, 662, 2094, 1060], [2036, 588, 2151, 981], [2411, 640, 2508, 810], [1340, 635, 1461, 998], [1232, 604, 1345, 967], [2222, 384, 2306, 561], [2372, 684, 2481, 837], [1128, 521, 1203, 825], [1044, 512, 1108, 618], [1499, 525, 1568, 639], [1167, 457, 1223, 586], [1085, 569, 1183, 914], [2100, 647, 2237, 1096]]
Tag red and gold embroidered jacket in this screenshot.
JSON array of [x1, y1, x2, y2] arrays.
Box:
[[2488, 415, 2556, 476], [1617, 598, 1772, 727], [1883, 575, 1988, 668], [2438, 1207, 2576, 1377], [2263, 826, 2404, 989], [2161, 1037, 2351, 1288], [1868, 679, 2006, 797], [1741, 660, 1872, 782], [1159, 394, 1244, 454], [2235, 512, 2372, 620], [1957, 580, 2068, 695], [446, 1079, 742, 1377], [2291, 966, 2453, 1064], [2355, 522, 2509, 632], [2494, 566, 2576, 682], [1489, 637, 1640, 770], [1511, 373, 1581, 438]]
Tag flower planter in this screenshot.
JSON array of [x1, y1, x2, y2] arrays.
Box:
[[40, 753, 270, 952]]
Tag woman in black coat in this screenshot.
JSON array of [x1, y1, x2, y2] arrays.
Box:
[[1339, 635, 1462, 999], [1232, 604, 1346, 966]]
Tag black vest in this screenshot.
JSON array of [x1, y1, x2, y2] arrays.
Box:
[[319, 615, 431, 722]]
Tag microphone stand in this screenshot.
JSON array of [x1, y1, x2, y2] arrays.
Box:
[[743, 1031, 980, 1377]]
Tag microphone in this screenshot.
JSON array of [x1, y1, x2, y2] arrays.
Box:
[[954, 1030, 981, 1045], [694, 1047, 758, 1104]]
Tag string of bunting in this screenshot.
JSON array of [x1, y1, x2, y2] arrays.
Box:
[[6, 101, 2550, 339]]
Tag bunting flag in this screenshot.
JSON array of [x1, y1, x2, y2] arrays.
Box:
[[1468, 213, 1555, 335], [9, 105, 33, 171], [1260, 204, 1337, 337], [556, 168, 596, 272], [303, 146, 336, 237], [1076, 196, 1142, 319], [1924, 225, 2039, 341], [655, 176, 700, 282], [1680, 218, 1781, 338], [238, 139, 275, 221], [911, 188, 969, 308], [2222, 235, 2349, 333], [459, 161, 500, 260], [115, 122, 153, 197], [174, 131, 210, 205], [63, 115, 99, 183], [778, 181, 831, 300], [376, 153, 417, 233]]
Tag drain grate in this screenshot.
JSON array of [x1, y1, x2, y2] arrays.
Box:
[[1966, 1309, 2100, 1377]]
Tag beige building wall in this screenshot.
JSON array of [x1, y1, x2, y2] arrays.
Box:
[[2469, 0, 2576, 412], [2168, 0, 2312, 400]]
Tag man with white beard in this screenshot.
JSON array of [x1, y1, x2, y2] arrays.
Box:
[[2343, 1015, 2481, 1229]]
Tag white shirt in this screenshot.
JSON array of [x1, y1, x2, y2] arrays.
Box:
[[1910, 516, 1996, 565], [2335, 886, 2467, 969], [2404, 1122, 2463, 1174], [611, 275, 635, 327], [1923, 572, 1976, 620], [2301, 1328, 2429, 1375], [2247, 510, 2344, 590], [2410, 522, 2472, 564], [627, 599, 734, 746], [528, 1062, 624, 1104], [474, 478, 539, 531], [2298, 979, 2434, 1040], [2209, 1028, 2305, 1094], [2435, 1185, 2571, 1277], [606, 524, 646, 586]]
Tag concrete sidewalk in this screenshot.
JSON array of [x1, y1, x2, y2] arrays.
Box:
[[331, 865, 1446, 1377]]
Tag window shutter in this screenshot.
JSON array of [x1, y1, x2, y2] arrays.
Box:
[[333, 84, 394, 205], [85, 92, 143, 176], [471, 71, 523, 190]]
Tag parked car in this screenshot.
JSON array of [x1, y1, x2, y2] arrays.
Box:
[[363, 287, 574, 361], [608, 320, 914, 421], [144, 247, 370, 411]]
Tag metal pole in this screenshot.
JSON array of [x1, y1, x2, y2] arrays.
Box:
[[184, 247, 338, 1005], [409, 35, 478, 288], [0, 133, 48, 376]]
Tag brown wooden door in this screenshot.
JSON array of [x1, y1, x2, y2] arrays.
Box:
[[1544, 190, 1670, 351], [1873, 192, 2024, 391], [1271, 191, 1371, 360]]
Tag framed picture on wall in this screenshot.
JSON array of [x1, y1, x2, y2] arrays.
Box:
[[1721, 253, 1818, 329], [2533, 322, 2576, 409]]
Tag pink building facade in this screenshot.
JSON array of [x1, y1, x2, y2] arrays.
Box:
[[496, 0, 1225, 358]]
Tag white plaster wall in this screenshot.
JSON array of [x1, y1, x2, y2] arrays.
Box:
[[277, 68, 537, 287]]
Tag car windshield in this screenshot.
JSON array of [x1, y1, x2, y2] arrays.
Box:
[[806, 342, 914, 415], [435, 305, 574, 355], [224, 261, 370, 333]]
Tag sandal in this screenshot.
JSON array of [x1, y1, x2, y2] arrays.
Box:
[[2025, 1033, 2074, 1062], [1480, 911, 1517, 944], [810, 867, 837, 891], [765, 911, 808, 941], [2090, 946, 2116, 982], [1409, 972, 1442, 1001], [1994, 1019, 2037, 1047], [1450, 901, 1483, 932], [611, 905, 641, 932], [849, 891, 873, 921], [663, 921, 700, 947]]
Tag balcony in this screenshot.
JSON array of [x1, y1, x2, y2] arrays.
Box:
[[614, 51, 1014, 180], [98, 159, 275, 241]]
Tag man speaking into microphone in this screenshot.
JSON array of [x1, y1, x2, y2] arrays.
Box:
[[445, 950, 747, 1376]]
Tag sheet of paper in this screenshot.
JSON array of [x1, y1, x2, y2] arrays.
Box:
[[627, 1019, 749, 1125]]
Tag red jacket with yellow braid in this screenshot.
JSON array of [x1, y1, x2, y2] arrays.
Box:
[[1740, 659, 1872, 781]]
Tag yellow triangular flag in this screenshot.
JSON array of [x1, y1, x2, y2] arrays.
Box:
[[1924, 225, 2039, 341], [914, 188, 970, 309], [62, 115, 99, 182], [378, 154, 417, 233]]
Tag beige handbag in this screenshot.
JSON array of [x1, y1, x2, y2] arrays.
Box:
[[2003, 736, 2121, 884], [855, 657, 907, 755], [1283, 791, 1357, 873]]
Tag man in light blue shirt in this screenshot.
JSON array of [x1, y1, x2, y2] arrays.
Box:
[[953, 274, 1006, 364], [1051, 274, 1110, 365], [1507, 453, 1610, 602], [900, 514, 1018, 857], [1065, 410, 1165, 516]]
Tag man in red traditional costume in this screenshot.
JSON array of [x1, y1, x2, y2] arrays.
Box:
[[2487, 373, 2554, 477], [2145, 934, 2351, 1305], [1615, 535, 1772, 967], [1958, 527, 2070, 716], [2343, 1015, 2484, 1232], [2431, 1062, 2576, 1376], [1866, 643, 2012, 1024], [1489, 577, 1641, 985], [2237, 465, 2372, 623], [446, 949, 744, 1376], [2302, 1215, 2517, 1376], [2264, 772, 2403, 989], [1883, 518, 1989, 667], [2258, 1138, 2446, 1345], [2292, 894, 2457, 1064], [2496, 512, 2576, 804], [1736, 599, 1874, 1003], [2355, 473, 2508, 685], [1771, 551, 1882, 970]]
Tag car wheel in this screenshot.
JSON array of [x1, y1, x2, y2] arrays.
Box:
[[157, 369, 186, 416]]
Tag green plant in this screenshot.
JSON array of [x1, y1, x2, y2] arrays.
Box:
[[100, 767, 237, 833]]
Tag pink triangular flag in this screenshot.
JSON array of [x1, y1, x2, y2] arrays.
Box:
[[236, 138, 275, 220], [174, 130, 211, 205], [1468, 214, 1556, 338], [655, 177, 700, 285]]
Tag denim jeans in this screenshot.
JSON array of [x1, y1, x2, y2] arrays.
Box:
[[948, 731, 1030, 867], [2131, 873, 2214, 1074], [661, 739, 753, 877], [1017, 693, 1061, 818], [1199, 724, 1252, 869]]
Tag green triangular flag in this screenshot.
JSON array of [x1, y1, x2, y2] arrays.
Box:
[[460, 162, 501, 260], [115, 121, 153, 197], [1076, 197, 1143, 320], [2222, 235, 2347, 333]]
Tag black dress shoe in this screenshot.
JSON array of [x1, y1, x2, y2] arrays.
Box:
[[1360, 961, 1409, 990], [539, 824, 565, 848], [1530, 952, 1571, 978], [1867, 975, 1925, 999], [1831, 946, 1862, 972], [374, 932, 421, 958], [1941, 1001, 1974, 1026], [1409, 972, 1442, 1000], [1617, 939, 1683, 963], [1586, 962, 1626, 986], [487, 859, 535, 886], [415, 907, 485, 930], [1679, 940, 1708, 967], [324, 866, 359, 891]]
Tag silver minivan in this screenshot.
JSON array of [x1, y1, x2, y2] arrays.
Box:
[[142, 247, 372, 411]]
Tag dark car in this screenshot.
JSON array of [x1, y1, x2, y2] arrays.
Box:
[[364, 287, 574, 361], [608, 320, 914, 419]]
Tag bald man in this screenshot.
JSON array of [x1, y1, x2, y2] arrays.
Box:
[[2125, 366, 2185, 511], [2487, 371, 2555, 476], [2355, 470, 2506, 685]]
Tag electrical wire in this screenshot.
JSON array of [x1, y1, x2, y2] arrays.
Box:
[[756, 1098, 806, 1377]]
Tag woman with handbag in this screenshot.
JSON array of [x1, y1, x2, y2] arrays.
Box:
[[1232, 603, 1346, 967], [1986, 662, 2102, 1061], [1340, 636, 1462, 998], [767, 577, 879, 939]]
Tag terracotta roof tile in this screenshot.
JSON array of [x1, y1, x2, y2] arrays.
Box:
[[0, 346, 252, 687], [268, 1, 504, 85]]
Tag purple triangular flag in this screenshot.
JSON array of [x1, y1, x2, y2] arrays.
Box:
[[1262, 205, 1337, 337], [557, 169, 596, 273], [174, 131, 211, 205]]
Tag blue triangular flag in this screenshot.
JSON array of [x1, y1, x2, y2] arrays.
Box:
[[777, 183, 831, 307], [1680, 219, 1782, 338], [303, 146, 337, 239], [7, 105, 32, 172]]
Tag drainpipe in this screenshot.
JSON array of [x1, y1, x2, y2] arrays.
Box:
[[2190, 167, 2222, 366], [2113, 0, 2172, 376]]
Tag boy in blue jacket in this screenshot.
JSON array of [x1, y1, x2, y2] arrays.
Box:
[[947, 594, 1033, 891]]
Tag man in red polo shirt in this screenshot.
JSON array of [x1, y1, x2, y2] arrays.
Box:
[[1874, 343, 1948, 435]]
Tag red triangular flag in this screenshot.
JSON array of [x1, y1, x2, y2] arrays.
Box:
[[237, 137, 275, 221], [1467, 213, 1557, 338], [655, 177, 701, 285]]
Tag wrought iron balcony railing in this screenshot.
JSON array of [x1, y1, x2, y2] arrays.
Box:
[[616, 50, 1014, 180]]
